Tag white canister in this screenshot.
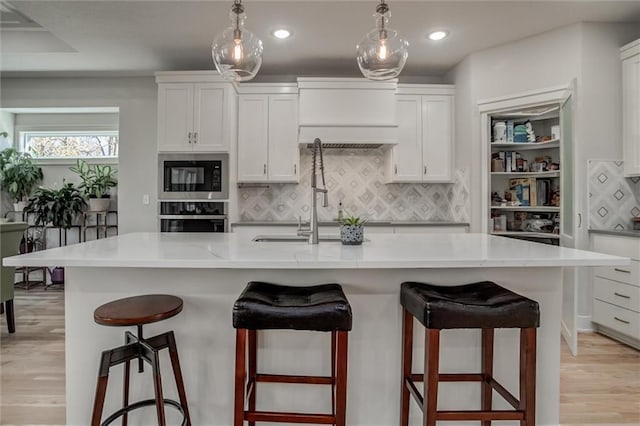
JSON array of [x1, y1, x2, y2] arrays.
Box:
[[493, 122, 507, 142], [551, 125, 560, 140]]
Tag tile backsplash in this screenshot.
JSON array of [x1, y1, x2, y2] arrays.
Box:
[[238, 148, 470, 222], [588, 160, 640, 230]]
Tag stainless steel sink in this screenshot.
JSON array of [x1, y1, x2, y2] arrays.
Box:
[[252, 234, 342, 242]]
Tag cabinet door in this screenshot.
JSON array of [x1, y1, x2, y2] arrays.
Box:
[[623, 53, 640, 176], [391, 95, 423, 182], [238, 95, 269, 182], [157, 84, 193, 151], [193, 84, 227, 152], [268, 95, 299, 182], [422, 95, 453, 182]]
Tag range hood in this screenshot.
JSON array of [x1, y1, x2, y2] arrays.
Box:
[[297, 78, 398, 147]]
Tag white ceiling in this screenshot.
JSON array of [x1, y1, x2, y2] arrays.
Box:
[[2, 0, 640, 79]]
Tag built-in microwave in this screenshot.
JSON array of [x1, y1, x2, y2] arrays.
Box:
[[158, 153, 229, 200]]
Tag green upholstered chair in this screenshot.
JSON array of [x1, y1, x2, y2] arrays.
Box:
[[1, 221, 28, 333]]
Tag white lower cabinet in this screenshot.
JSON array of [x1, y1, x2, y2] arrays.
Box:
[[237, 90, 299, 183], [591, 233, 640, 349]]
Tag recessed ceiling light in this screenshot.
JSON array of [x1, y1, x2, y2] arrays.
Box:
[[428, 31, 448, 41], [272, 29, 291, 39]]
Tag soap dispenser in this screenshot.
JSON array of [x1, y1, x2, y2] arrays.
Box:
[[337, 202, 344, 221]]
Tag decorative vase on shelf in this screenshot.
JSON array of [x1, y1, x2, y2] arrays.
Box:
[[13, 201, 26, 212], [88, 197, 110, 212]]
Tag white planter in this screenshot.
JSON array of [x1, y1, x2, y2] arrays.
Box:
[[13, 201, 26, 212], [88, 198, 110, 212]]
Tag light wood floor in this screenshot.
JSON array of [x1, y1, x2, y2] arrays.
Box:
[[1, 289, 639, 425]]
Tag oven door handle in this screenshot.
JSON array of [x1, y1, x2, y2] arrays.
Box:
[[158, 215, 227, 220]]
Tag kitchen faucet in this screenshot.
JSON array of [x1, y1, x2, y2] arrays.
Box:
[[297, 138, 328, 244]]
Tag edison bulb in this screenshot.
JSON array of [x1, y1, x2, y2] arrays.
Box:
[[232, 39, 244, 63], [377, 39, 388, 60]]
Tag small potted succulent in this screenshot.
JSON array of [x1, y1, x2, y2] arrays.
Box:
[[0, 148, 44, 211], [70, 159, 117, 211], [339, 214, 366, 245]]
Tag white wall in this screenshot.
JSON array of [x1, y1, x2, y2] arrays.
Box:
[[0, 77, 158, 234], [447, 22, 640, 319], [0, 111, 14, 150]]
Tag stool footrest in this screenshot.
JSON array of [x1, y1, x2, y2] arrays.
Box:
[[101, 398, 187, 426], [438, 410, 524, 421], [246, 410, 335, 424], [256, 374, 334, 385]]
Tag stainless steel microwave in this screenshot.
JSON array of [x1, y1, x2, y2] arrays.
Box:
[[158, 153, 229, 200]]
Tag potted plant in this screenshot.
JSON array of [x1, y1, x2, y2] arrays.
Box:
[[25, 183, 87, 229], [339, 214, 366, 245], [69, 159, 117, 212], [0, 148, 44, 211]]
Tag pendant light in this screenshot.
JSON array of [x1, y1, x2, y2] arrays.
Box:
[[356, 0, 408, 81], [212, 0, 263, 82]]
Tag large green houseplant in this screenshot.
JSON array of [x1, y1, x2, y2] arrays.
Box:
[[0, 148, 44, 211], [69, 159, 117, 211], [25, 183, 87, 229]]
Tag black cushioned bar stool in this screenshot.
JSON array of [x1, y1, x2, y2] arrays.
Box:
[[233, 281, 353, 426], [91, 294, 191, 426], [400, 281, 540, 426]]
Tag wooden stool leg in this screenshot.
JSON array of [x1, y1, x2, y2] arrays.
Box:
[[234, 329, 247, 426], [424, 329, 440, 426], [167, 331, 192, 426], [91, 350, 112, 426], [6, 299, 15, 334], [247, 329, 257, 426], [481, 328, 495, 426], [150, 350, 167, 426], [400, 309, 414, 426], [520, 328, 537, 426], [331, 330, 337, 423], [335, 331, 349, 426]]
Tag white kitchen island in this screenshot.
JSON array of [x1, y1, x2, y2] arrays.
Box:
[[4, 232, 628, 426]]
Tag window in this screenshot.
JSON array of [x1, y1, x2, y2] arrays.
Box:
[[20, 131, 119, 159]]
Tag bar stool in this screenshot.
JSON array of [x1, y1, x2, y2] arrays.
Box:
[[399, 281, 540, 426], [232, 281, 352, 426], [91, 294, 191, 426]]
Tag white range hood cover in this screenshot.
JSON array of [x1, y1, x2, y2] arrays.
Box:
[[297, 78, 398, 146]]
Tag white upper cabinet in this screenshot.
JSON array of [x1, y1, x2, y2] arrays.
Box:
[[389, 86, 455, 183], [237, 84, 299, 183], [156, 73, 231, 152], [622, 39, 640, 177], [237, 95, 269, 181]]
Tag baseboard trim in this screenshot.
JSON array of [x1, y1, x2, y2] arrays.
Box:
[[576, 315, 593, 332]]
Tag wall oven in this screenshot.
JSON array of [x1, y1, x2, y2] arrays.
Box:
[[159, 153, 229, 200], [159, 201, 227, 233]]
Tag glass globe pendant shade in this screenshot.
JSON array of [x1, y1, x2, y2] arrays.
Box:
[[212, 2, 263, 82], [356, 2, 408, 81]]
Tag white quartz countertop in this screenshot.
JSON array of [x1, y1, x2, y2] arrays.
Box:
[[3, 232, 628, 269]]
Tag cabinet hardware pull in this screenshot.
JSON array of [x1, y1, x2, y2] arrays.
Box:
[[294, 164, 297, 174], [614, 292, 631, 299], [193, 132, 197, 143], [578, 213, 582, 228], [188, 132, 192, 143], [263, 164, 267, 174], [424, 165, 427, 175], [614, 316, 630, 324], [614, 268, 631, 273], [395, 165, 398, 175]]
